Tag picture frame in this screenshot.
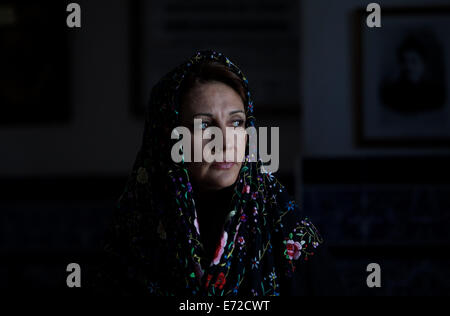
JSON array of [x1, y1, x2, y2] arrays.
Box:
[[354, 7, 450, 147], [0, 2, 70, 125]]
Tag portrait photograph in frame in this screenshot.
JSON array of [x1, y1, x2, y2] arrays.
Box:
[[355, 7, 450, 147]]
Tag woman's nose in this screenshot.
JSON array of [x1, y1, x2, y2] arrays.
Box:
[[220, 125, 238, 162], [222, 126, 234, 150]]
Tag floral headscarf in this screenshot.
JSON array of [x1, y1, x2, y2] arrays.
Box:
[[95, 49, 323, 296]]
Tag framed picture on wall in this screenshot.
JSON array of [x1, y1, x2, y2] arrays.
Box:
[[0, 2, 70, 125], [355, 7, 450, 147]]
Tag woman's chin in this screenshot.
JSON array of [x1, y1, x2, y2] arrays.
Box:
[[205, 169, 239, 190]]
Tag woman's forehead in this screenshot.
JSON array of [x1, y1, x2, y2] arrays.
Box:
[[181, 81, 245, 115]]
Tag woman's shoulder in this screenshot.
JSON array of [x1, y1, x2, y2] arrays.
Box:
[[260, 171, 324, 256]]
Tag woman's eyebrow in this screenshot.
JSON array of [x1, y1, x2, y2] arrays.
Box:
[[192, 110, 244, 118], [192, 113, 213, 118]]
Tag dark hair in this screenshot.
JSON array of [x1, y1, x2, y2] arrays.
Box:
[[178, 60, 247, 107], [397, 36, 427, 62]]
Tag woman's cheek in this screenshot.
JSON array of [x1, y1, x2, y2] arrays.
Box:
[[234, 162, 242, 179]]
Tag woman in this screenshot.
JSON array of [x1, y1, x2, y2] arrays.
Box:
[[92, 49, 323, 296]]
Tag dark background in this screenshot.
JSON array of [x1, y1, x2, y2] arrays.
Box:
[[1, 0, 449, 295]]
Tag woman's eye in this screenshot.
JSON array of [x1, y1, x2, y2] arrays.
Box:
[[232, 120, 244, 127], [201, 122, 209, 130]]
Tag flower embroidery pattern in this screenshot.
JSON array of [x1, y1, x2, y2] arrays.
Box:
[[248, 101, 254, 112], [193, 217, 200, 235], [212, 231, 228, 266], [286, 200, 295, 211], [285, 239, 304, 260], [280, 218, 323, 274], [251, 257, 260, 270], [269, 271, 277, 281], [205, 274, 213, 289], [214, 272, 226, 290]]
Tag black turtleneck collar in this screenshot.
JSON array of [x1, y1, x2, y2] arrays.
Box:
[[192, 184, 235, 264]]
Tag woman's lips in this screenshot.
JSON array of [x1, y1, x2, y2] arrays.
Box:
[[211, 162, 235, 170]]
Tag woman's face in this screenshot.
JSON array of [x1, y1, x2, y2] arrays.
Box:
[[401, 49, 425, 83], [180, 81, 247, 191]]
